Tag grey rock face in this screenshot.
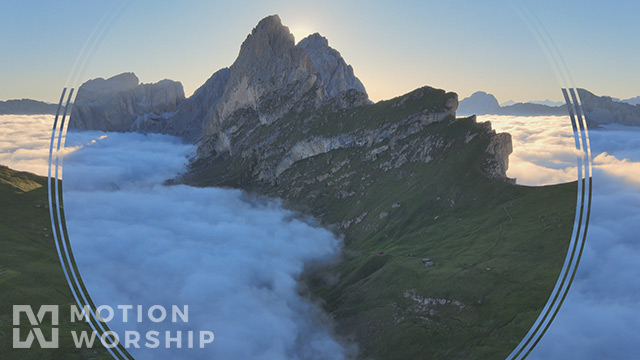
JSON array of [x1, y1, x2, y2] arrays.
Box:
[[297, 33, 367, 98], [198, 86, 507, 184], [212, 15, 311, 125], [133, 68, 231, 142], [484, 123, 513, 180], [183, 85, 514, 192], [69, 73, 185, 132], [578, 88, 640, 127], [196, 15, 369, 156]]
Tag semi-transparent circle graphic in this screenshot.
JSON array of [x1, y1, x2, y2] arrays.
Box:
[[46, 2, 592, 359]]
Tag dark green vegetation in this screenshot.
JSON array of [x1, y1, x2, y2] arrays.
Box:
[[0, 166, 111, 360], [185, 87, 576, 359]]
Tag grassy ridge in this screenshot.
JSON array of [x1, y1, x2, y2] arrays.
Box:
[[276, 119, 575, 359], [0, 165, 111, 360]]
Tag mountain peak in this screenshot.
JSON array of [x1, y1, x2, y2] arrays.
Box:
[[211, 15, 366, 128], [458, 91, 500, 116], [81, 72, 139, 93], [298, 32, 328, 47], [237, 15, 295, 60], [255, 14, 283, 28]]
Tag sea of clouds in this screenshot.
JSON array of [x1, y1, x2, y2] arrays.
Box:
[[482, 115, 579, 186], [0, 114, 62, 176], [1, 114, 352, 359], [60, 130, 352, 359], [526, 124, 640, 359], [1, 114, 639, 359]]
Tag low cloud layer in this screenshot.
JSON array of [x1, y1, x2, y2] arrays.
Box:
[[526, 123, 640, 359], [0, 114, 56, 176], [61, 131, 351, 359], [486, 115, 640, 189], [482, 115, 579, 185]]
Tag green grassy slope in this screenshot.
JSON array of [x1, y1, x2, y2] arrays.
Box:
[[186, 88, 576, 359], [0, 165, 111, 360]]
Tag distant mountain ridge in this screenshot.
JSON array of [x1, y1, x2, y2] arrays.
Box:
[[612, 95, 640, 105], [578, 88, 640, 127], [0, 99, 62, 115], [457, 91, 500, 115], [459, 89, 640, 127], [69, 72, 185, 133], [458, 91, 567, 117]]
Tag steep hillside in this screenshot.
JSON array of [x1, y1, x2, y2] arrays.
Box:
[[0, 166, 112, 359]]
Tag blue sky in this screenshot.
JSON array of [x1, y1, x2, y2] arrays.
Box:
[[1, 1, 639, 103]]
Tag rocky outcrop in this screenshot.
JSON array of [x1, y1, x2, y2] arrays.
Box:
[[250, 87, 460, 183], [484, 123, 513, 180], [578, 88, 640, 127], [69, 73, 185, 132], [184, 84, 514, 190]]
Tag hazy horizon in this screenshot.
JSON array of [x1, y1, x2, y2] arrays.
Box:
[[2, 1, 639, 104]]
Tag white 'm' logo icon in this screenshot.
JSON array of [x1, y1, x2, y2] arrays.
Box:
[[13, 305, 59, 348]]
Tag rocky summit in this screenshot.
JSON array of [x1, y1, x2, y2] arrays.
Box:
[[66, 15, 578, 359], [70, 14, 369, 145], [192, 14, 370, 155], [69, 72, 185, 132]]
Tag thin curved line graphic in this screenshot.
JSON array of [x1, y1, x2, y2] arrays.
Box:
[[504, 1, 593, 359], [47, 90, 127, 360], [45, 2, 593, 359], [47, 1, 134, 358], [54, 89, 129, 358], [49, 91, 132, 360]]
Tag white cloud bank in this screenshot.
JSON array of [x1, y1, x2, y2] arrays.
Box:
[[525, 123, 640, 359], [481, 115, 580, 186], [61, 130, 352, 359], [0, 114, 56, 176]]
